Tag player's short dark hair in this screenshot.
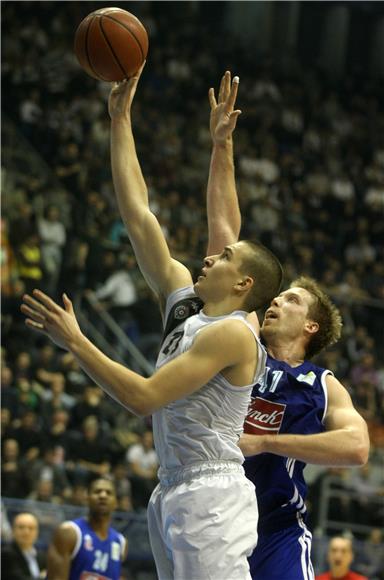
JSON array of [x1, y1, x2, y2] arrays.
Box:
[[290, 276, 343, 359], [240, 240, 283, 311], [87, 475, 116, 494]]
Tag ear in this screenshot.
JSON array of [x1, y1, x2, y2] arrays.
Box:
[[304, 319, 319, 336], [235, 276, 254, 295]]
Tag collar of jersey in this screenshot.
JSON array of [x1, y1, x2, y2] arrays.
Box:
[[198, 309, 246, 322]]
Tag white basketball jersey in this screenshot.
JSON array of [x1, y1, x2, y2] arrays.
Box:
[[152, 286, 267, 479]]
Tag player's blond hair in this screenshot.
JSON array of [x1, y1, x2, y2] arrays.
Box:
[[290, 276, 342, 359]]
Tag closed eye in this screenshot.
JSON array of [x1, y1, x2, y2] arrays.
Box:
[[288, 295, 299, 303]]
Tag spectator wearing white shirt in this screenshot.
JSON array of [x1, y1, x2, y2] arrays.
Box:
[[37, 205, 66, 296]]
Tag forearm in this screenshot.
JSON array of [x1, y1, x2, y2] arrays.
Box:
[[110, 117, 149, 226], [69, 332, 151, 416], [207, 139, 240, 254], [242, 427, 367, 466]]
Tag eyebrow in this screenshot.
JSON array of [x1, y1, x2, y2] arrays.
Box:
[[281, 291, 301, 301]]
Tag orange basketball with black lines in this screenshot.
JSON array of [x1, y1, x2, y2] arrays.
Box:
[[74, 7, 148, 82]]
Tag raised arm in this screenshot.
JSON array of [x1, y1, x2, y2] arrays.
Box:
[[22, 290, 257, 417], [206, 71, 242, 255], [109, 65, 191, 303], [240, 375, 369, 466]]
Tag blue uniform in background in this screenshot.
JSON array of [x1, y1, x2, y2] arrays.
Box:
[[244, 355, 331, 580], [68, 517, 126, 580]]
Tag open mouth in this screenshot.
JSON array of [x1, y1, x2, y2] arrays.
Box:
[[265, 310, 278, 320]]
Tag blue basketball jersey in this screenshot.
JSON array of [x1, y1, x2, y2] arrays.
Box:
[[243, 355, 331, 533], [68, 518, 125, 580]]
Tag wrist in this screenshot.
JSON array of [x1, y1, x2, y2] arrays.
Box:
[[68, 331, 88, 356], [111, 115, 132, 127], [260, 434, 273, 453], [213, 137, 233, 148]]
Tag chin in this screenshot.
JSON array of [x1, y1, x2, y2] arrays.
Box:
[[193, 281, 202, 297]]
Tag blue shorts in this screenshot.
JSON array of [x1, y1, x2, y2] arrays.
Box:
[[249, 515, 314, 580]]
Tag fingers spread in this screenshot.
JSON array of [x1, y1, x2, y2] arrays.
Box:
[[227, 76, 239, 112], [218, 74, 225, 104], [224, 70, 231, 101], [23, 294, 49, 317], [208, 87, 217, 109], [32, 289, 61, 314], [25, 319, 47, 334], [20, 303, 46, 323]]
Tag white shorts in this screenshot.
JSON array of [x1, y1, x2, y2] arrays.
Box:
[[147, 461, 258, 580]]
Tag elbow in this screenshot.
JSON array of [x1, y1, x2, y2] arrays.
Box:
[[128, 396, 157, 418], [351, 435, 370, 466]]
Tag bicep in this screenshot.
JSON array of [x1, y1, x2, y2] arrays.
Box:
[[325, 375, 368, 433], [127, 211, 192, 297], [147, 321, 252, 412]]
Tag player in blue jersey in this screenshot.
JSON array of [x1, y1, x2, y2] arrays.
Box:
[[206, 71, 370, 580], [47, 477, 127, 580]]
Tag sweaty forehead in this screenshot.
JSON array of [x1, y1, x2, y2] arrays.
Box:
[[282, 287, 313, 302]]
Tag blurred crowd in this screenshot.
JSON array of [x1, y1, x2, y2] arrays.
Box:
[[2, 0, 383, 544]]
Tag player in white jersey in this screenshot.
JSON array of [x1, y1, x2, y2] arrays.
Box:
[[21, 67, 282, 579]]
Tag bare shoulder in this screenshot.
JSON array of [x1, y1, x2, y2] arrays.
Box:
[[195, 317, 257, 361], [52, 521, 78, 551], [325, 374, 354, 409]]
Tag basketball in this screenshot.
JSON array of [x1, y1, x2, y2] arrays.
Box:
[[74, 7, 148, 82]]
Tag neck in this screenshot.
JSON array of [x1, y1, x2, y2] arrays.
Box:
[[266, 338, 306, 367], [331, 567, 349, 579], [202, 299, 244, 317], [88, 514, 111, 538]]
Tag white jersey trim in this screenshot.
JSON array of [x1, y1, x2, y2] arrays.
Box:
[[320, 369, 333, 424], [65, 520, 82, 559], [119, 533, 126, 560], [297, 513, 314, 580]]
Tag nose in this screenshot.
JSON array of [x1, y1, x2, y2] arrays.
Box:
[[271, 296, 280, 307], [204, 256, 214, 267]]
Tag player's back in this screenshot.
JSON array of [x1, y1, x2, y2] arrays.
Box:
[[68, 517, 125, 580], [244, 355, 330, 532]]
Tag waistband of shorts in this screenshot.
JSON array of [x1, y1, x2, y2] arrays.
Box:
[[158, 460, 244, 486]]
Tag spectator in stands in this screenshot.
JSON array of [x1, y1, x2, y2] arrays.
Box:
[[43, 409, 71, 454], [1, 438, 30, 499], [92, 251, 139, 345], [126, 430, 158, 511], [12, 409, 42, 461], [70, 384, 105, 427], [28, 477, 62, 505], [68, 483, 88, 508], [67, 415, 111, 485], [16, 232, 43, 295], [31, 342, 61, 389], [1, 365, 18, 417], [1, 512, 46, 579], [28, 445, 72, 501], [40, 373, 75, 422], [315, 536, 368, 580], [356, 528, 384, 580], [349, 463, 384, 527], [37, 204, 66, 296]]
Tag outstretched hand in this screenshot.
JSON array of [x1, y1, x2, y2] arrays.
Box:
[[209, 71, 241, 144], [21, 290, 83, 351], [108, 61, 146, 119]]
